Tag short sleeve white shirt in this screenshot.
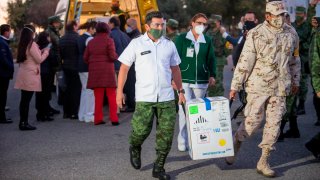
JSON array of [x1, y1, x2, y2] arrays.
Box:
[[118, 33, 181, 102]]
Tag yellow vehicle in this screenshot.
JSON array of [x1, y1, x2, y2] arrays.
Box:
[[55, 0, 159, 32]]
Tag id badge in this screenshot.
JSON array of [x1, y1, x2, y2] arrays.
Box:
[[186, 48, 194, 58]]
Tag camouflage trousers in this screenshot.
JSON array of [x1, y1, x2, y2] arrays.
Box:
[[283, 95, 297, 121], [129, 100, 176, 154], [298, 73, 309, 101], [208, 62, 225, 96], [235, 94, 286, 150]]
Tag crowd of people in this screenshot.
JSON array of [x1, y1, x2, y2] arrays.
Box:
[[1, 0, 320, 179]]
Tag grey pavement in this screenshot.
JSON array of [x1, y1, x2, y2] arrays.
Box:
[[0, 57, 319, 180]]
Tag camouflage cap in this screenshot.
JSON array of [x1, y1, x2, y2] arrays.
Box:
[[48, 15, 62, 24], [295, 6, 306, 13], [266, 1, 288, 16], [167, 19, 179, 28], [211, 14, 222, 21]]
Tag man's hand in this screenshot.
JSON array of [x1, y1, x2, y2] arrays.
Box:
[[116, 91, 125, 109], [317, 92, 320, 98], [291, 85, 299, 95], [171, 80, 178, 90], [229, 90, 237, 100], [178, 93, 186, 105], [310, 0, 320, 6], [220, 27, 226, 34], [209, 77, 216, 87]]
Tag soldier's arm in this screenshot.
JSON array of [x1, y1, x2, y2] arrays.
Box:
[[207, 38, 217, 78], [312, 33, 320, 93], [289, 34, 301, 88], [230, 30, 257, 91], [307, 1, 317, 24]]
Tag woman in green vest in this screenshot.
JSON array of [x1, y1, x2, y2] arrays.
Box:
[[174, 13, 216, 151]]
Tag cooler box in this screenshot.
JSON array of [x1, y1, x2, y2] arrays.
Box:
[[186, 97, 234, 160]]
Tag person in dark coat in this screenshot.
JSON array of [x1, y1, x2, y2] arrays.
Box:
[[59, 21, 81, 119], [35, 31, 55, 121], [126, 18, 141, 39], [109, 16, 135, 112], [0, 24, 14, 124], [84, 22, 119, 126]]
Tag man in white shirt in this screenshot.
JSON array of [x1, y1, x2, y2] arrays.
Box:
[[117, 11, 185, 180]]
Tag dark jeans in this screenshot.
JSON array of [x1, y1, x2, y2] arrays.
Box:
[[19, 90, 34, 123], [63, 69, 81, 116], [0, 77, 10, 121], [123, 64, 136, 109], [36, 74, 52, 116]]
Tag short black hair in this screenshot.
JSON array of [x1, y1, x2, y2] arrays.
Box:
[[109, 16, 120, 27], [0, 24, 10, 35], [246, 11, 257, 18], [145, 11, 164, 25], [65, 20, 77, 31]]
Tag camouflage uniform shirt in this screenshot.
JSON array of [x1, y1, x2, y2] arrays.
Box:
[[231, 21, 301, 96], [311, 28, 320, 93]]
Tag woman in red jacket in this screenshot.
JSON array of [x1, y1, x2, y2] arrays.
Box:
[[84, 22, 119, 126]]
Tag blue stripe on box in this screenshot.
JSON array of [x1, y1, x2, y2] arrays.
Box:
[[202, 98, 211, 111]]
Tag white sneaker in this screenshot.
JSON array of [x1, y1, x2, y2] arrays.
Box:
[[178, 144, 187, 152]]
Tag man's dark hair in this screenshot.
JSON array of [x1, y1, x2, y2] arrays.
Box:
[[65, 20, 77, 31], [0, 24, 10, 35], [245, 11, 257, 19], [145, 11, 164, 25], [109, 16, 120, 27]]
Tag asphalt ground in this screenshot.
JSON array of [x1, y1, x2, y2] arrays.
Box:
[[0, 57, 319, 180]]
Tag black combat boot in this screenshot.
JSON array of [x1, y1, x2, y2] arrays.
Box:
[[277, 120, 287, 142], [129, 146, 141, 169], [297, 99, 306, 115], [305, 133, 320, 159], [152, 152, 170, 180], [284, 115, 300, 138]]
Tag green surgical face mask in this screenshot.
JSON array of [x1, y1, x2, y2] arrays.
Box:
[[149, 28, 163, 39]]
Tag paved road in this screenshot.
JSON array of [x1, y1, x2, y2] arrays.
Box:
[[1, 58, 319, 180]]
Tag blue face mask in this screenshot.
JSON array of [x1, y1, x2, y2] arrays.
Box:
[[126, 26, 133, 33]]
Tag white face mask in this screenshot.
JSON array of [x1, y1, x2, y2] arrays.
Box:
[[9, 31, 14, 40], [269, 15, 284, 29], [194, 25, 205, 35]]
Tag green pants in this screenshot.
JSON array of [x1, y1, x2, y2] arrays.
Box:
[[298, 73, 309, 101], [283, 95, 297, 121], [129, 101, 176, 154], [208, 64, 225, 96]]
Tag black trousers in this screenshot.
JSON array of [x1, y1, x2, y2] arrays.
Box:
[[313, 93, 320, 121], [0, 77, 10, 121], [63, 69, 81, 116], [19, 90, 34, 123], [123, 64, 136, 109], [35, 74, 52, 116]]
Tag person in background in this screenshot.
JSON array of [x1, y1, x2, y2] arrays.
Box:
[[109, 0, 128, 32], [175, 13, 216, 152], [59, 20, 81, 119], [109, 16, 133, 112], [226, 1, 300, 177], [46, 15, 63, 113], [0, 24, 14, 124], [77, 21, 97, 123], [206, 14, 227, 97], [35, 31, 55, 122], [84, 22, 119, 126], [14, 24, 50, 130], [126, 18, 141, 39], [166, 19, 179, 41]]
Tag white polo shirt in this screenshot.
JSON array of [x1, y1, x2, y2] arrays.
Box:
[[118, 33, 181, 102]]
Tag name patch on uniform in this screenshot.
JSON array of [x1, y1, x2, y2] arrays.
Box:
[[141, 50, 151, 55]]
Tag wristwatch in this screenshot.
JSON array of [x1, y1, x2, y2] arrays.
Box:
[[178, 89, 185, 94]]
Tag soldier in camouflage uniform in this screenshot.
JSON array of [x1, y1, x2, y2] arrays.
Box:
[[207, 15, 227, 96], [292, 3, 316, 115], [305, 16, 320, 159], [226, 1, 301, 177], [116, 11, 186, 180], [166, 19, 179, 42], [278, 14, 301, 141]]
